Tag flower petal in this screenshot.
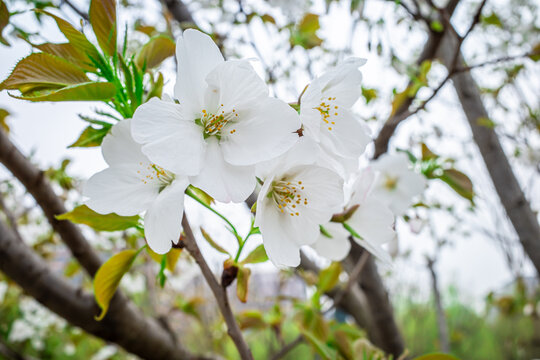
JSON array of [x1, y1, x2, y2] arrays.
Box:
[[131, 97, 205, 176], [256, 136, 319, 180], [311, 222, 351, 261], [204, 60, 268, 112], [174, 29, 224, 114], [190, 138, 256, 203], [287, 165, 344, 223], [101, 119, 147, 166], [84, 166, 158, 216], [144, 179, 189, 254], [347, 196, 394, 263], [319, 108, 370, 160], [221, 97, 300, 166], [256, 198, 302, 267]]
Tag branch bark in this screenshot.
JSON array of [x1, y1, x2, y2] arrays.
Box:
[[426, 258, 450, 352], [0, 129, 102, 276], [181, 215, 254, 360], [435, 22, 540, 276], [0, 218, 204, 360]]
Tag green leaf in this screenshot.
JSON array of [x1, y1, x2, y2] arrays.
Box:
[[188, 185, 214, 206], [35, 10, 101, 62], [94, 248, 141, 320], [302, 330, 335, 360], [481, 12, 503, 28], [33, 42, 95, 71], [148, 247, 182, 273], [69, 124, 111, 147], [0, 53, 89, 92], [0, 0, 10, 46], [421, 142, 438, 160], [414, 354, 461, 360], [146, 72, 164, 101], [12, 82, 116, 102], [318, 262, 342, 293], [361, 87, 378, 104], [529, 42, 540, 62], [135, 35, 175, 70], [291, 13, 323, 49], [240, 244, 268, 264], [0, 108, 9, 133], [200, 227, 230, 255], [56, 205, 140, 231], [430, 20, 444, 32], [440, 169, 474, 202], [89, 0, 117, 56], [236, 265, 251, 303]]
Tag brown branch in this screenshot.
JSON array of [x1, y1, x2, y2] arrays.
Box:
[[325, 250, 370, 314], [0, 218, 205, 360], [270, 335, 303, 360], [181, 215, 254, 360], [0, 129, 102, 276], [435, 20, 540, 275], [60, 0, 90, 21], [161, 0, 196, 27], [426, 257, 450, 352]]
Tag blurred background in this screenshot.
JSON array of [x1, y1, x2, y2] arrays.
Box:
[[0, 0, 539, 359]]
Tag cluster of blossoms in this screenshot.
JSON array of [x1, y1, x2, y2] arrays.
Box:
[[84, 29, 425, 267]]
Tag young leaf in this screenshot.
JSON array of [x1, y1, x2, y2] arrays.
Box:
[[35, 10, 101, 62], [89, 0, 117, 56], [56, 205, 140, 231], [135, 35, 175, 70], [317, 262, 342, 293], [147, 245, 182, 272], [33, 42, 95, 71], [0, 0, 10, 46], [200, 227, 230, 255], [0, 108, 9, 133], [12, 82, 116, 102], [240, 244, 268, 264], [236, 265, 251, 303], [440, 169, 474, 202], [94, 248, 141, 320], [0, 53, 89, 91], [302, 330, 335, 360], [68, 124, 111, 147]]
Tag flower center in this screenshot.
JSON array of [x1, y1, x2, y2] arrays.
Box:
[[269, 180, 308, 217], [137, 162, 175, 191], [383, 175, 399, 190], [314, 96, 338, 131], [197, 105, 238, 139]]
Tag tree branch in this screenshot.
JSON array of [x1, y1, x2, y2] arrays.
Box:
[[270, 335, 303, 360], [435, 20, 540, 276], [0, 129, 102, 276], [181, 215, 254, 360], [0, 218, 205, 360]]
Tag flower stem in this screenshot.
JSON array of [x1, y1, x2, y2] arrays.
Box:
[[185, 186, 242, 245]]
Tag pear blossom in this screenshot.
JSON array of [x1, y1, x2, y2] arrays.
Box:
[[255, 140, 344, 266], [370, 153, 427, 215], [300, 58, 371, 178], [132, 29, 300, 203], [312, 168, 394, 263], [83, 120, 188, 254]]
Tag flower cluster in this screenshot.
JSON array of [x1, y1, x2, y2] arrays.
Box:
[[84, 29, 426, 267]]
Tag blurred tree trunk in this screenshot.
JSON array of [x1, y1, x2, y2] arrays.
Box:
[[436, 26, 540, 276], [427, 258, 450, 352]]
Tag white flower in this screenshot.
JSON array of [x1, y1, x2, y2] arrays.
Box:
[[312, 168, 395, 263], [370, 153, 426, 215], [84, 120, 189, 254], [300, 58, 371, 178], [132, 29, 300, 203], [91, 345, 118, 360], [255, 141, 344, 267]]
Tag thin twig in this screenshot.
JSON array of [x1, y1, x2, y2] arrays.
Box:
[[61, 0, 89, 21], [181, 215, 254, 360], [325, 250, 370, 314], [270, 335, 303, 360], [0, 191, 22, 241]]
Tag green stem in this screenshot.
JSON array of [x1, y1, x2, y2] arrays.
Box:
[[234, 221, 258, 262], [185, 186, 242, 244]]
